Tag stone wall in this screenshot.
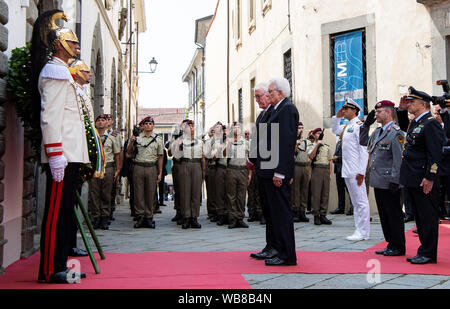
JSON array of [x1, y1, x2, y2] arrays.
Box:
[[0, 0, 7, 276]]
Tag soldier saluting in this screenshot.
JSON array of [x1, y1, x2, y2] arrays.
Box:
[[400, 87, 444, 265], [31, 10, 89, 283]]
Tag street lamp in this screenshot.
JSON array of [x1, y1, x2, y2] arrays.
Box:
[[137, 57, 158, 74]]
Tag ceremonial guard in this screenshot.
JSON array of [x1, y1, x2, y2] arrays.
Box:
[[224, 122, 251, 229], [292, 122, 311, 223], [69, 59, 105, 256], [308, 128, 333, 225], [332, 98, 370, 241], [31, 10, 89, 283], [400, 88, 444, 264], [127, 117, 164, 228], [363, 101, 406, 256], [171, 120, 205, 229], [203, 126, 218, 222], [246, 125, 262, 223], [212, 123, 229, 226], [88, 114, 121, 230]]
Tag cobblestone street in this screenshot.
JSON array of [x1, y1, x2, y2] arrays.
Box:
[[82, 200, 450, 289]]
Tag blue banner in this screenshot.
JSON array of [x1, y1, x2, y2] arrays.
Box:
[[334, 30, 364, 119]]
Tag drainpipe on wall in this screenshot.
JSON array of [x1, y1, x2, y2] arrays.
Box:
[[226, 0, 230, 124]]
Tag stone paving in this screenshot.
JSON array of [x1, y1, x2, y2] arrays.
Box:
[[79, 200, 450, 289]]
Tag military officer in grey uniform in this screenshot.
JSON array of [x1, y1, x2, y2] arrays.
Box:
[[224, 122, 251, 228], [127, 116, 164, 229], [89, 114, 122, 230], [362, 100, 406, 256]]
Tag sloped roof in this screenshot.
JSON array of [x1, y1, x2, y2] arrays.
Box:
[[138, 108, 186, 125]]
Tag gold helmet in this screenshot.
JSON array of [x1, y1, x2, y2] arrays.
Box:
[[69, 59, 90, 82], [47, 11, 80, 57]]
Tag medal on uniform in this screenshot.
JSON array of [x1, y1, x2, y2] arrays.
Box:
[[347, 127, 354, 133]]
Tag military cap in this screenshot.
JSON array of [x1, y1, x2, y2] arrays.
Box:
[[104, 114, 112, 120], [95, 114, 107, 122], [405, 87, 432, 103], [312, 128, 323, 135], [342, 98, 361, 111], [375, 100, 395, 109], [141, 116, 155, 124]]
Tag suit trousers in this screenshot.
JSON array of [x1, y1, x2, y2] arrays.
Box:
[[226, 168, 248, 221], [374, 188, 406, 251], [293, 165, 310, 212], [179, 161, 203, 219], [335, 171, 347, 211], [215, 166, 229, 217], [247, 172, 261, 217], [133, 165, 158, 219], [205, 165, 218, 217], [344, 177, 371, 238], [39, 163, 80, 282], [404, 186, 439, 261], [88, 166, 115, 219], [259, 177, 297, 263], [310, 167, 330, 216]]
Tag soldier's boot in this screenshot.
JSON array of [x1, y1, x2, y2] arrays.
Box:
[[181, 218, 191, 229], [216, 215, 226, 226], [190, 218, 201, 229], [99, 217, 110, 230], [92, 217, 101, 230], [260, 215, 266, 225], [145, 218, 156, 229], [171, 212, 182, 222], [134, 217, 146, 229], [293, 210, 301, 223], [298, 211, 310, 223], [238, 220, 249, 228], [314, 216, 322, 226]]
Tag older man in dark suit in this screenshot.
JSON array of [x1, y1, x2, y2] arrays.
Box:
[[248, 78, 299, 266]]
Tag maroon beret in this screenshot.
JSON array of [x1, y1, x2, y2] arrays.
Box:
[[141, 116, 154, 125], [298, 122, 304, 126], [375, 100, 395, 109], [312, 128, 323, 135], [95, 114, 107, 122]]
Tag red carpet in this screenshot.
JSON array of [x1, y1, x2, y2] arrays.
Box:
[[1, 223, 449, 289]]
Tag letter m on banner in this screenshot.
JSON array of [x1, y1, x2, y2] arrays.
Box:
[[330, 29, 367, 122]]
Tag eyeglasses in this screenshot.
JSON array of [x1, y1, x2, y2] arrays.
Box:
[[254, 94, 264, 99]]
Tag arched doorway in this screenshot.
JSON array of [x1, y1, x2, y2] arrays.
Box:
[[90, 17, 104, 118]]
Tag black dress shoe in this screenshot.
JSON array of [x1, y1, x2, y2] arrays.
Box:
[[383, 248, 405, 256], [265, 257, 297, 266], [346, 210, 353, 216], [320, 215, 332, 225], [298, 211, 310, 222], [375, 248, 387, 255], [409, 255, 436, 264], [238, 220, 249, 228], [404, 216, 415, 223], [330, 208, 344, 215], [250, 249, 278, 260], [413, 229, 418, 234], [406, 255, 419, 262], [70, 248, 88, 257]]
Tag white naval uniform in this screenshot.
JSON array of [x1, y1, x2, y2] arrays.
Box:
[[39, 57, 89, 164], [332, 116, 370, 238]]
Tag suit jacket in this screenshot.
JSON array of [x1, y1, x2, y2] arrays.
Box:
[[257, 98, 299, 179], [249, 106, 273, 167]]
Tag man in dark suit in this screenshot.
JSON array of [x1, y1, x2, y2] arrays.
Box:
[[400, 87, 444, 265], [248, 78, 299, 266]]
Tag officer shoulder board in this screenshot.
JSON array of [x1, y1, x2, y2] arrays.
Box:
[[111, 130, 120, 137]]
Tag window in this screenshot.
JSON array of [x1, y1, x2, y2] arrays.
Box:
[[233, 0, 242, 49], [330, 29, 368, 118], [248, 0, 256, 34], [283, 49, 293, 100], [261, 0, 272, 17], [446, 35, 450, 82], [250, 78, 256, 122]]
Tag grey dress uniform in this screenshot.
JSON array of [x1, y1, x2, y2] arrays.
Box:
[[366, 121, 406, 254], [133, 133, 164, 221], [293, 139, 312, 215], [88, 130, 121, 225], [225, 138, 250, 224]]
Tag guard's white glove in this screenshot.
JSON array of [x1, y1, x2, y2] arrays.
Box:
[[48, 155, 68, 183]]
